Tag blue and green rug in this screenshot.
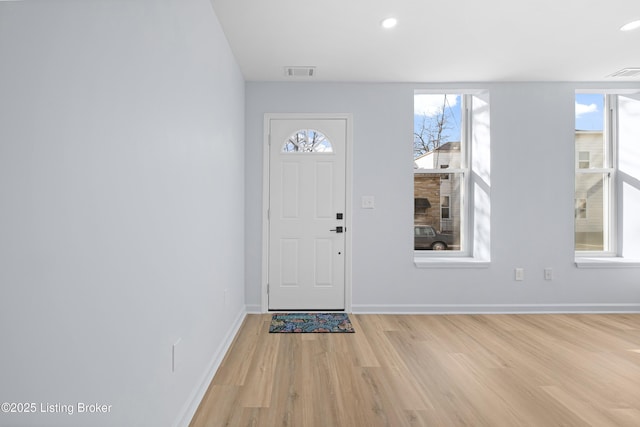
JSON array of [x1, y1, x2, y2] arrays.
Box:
[[269, 313, 355, 333]]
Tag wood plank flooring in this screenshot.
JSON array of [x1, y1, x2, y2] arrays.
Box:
[[189, 313, 640, 427]]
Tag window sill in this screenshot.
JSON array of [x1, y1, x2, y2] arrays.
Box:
[[575, 257, 640, 268], [414, 257, 490, 269]]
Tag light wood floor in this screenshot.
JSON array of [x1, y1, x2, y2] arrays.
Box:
[[190, 313, 640, 427]]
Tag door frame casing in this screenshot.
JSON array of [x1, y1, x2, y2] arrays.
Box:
[[261, 113, 353, 313]]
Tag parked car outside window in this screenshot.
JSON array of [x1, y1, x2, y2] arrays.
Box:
[[414, 225, 453, 250]]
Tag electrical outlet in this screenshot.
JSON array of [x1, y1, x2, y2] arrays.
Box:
[[544, 268, 553, 281], [515, 268, 525, 281], [172, 338, 182, 373]]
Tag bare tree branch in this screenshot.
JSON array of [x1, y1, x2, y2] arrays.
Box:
[[413, 95, 453, 158]]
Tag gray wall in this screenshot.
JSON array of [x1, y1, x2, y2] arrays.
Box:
[[246, 82, 640, 312], [0, 1, 245, 426]]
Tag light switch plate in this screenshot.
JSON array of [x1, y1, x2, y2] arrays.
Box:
[[362, 196, 375, 209], [172, 338, 182, 373]]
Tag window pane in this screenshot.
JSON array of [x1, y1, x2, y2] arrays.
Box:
[[283, 129, 333, 153], [575, 93, 609, 253], [414, 94, 462, 167], [414, 93, 464, 252], [575, 173, 606, 251], [414, 172, 461, 251], [575, 94, 605, 169]]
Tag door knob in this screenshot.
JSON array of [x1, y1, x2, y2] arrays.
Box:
[[330, 226, 344, 233]]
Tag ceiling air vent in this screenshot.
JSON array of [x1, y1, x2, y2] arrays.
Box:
[[285, 66, 316, 78], [608, 67, 640, 78]]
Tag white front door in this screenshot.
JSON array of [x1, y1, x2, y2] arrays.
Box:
[[267, 117, 347, 310]]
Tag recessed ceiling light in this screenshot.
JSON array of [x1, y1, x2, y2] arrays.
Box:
[[381, 17, 397, 29], [620, 19, 640, 31]]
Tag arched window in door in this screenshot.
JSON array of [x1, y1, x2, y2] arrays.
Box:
[[282, 129, 333, 153]]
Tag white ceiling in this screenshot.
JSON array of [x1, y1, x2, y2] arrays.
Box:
[[210, 0, 640, 82]]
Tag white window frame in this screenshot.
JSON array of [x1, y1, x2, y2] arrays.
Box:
[[413, 89, 491, 268], [575, 90, 640, 268], [575, 94, 617, 258], [414, 93, 471, 259]]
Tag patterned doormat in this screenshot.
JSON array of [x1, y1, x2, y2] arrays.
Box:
[[269, 313, 355, 333]]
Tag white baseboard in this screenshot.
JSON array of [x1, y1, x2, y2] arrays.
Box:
[[351, 303, 640, 314], [173, 307, 247, 427], [245, 304, 262, 313]]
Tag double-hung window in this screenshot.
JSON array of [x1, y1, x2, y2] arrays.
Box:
[[575, 91, 640, 264], [413, 91, 491, 265], [574, 93, 614, 253]]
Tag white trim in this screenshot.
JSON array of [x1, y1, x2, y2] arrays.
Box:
[[606, 94, 617, 252], [414, 88, 488, 96], [261, 113, 353, 313], [576, 88, 640, 95], [575, 250, 617, 258], [575, 257, 640, 268], [352, 303, 640, 314], [461, 95, 472, 255], [245, 304, 262, 314], [345, 115, 354, 313], [414, 168, 467, 174], [173, 307, 246, 427], [414, 257, 490, 268], [575, 168, 614, 175]]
